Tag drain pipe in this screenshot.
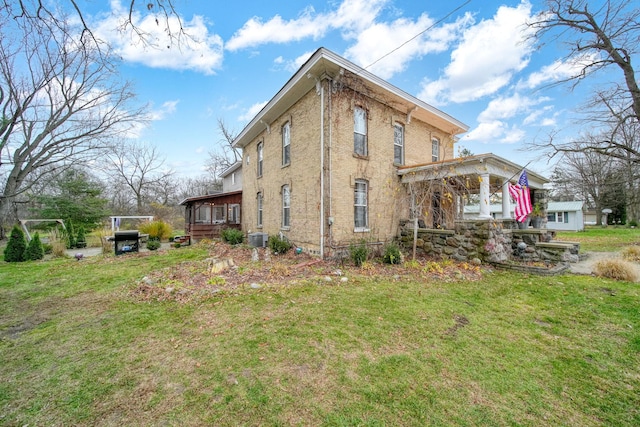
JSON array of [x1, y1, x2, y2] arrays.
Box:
[[319, 79, 325, 259]]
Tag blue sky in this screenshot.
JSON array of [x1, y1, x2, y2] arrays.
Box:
[[80, 0, 598, 178]]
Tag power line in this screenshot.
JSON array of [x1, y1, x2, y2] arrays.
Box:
[[364, 0, 472, 71]]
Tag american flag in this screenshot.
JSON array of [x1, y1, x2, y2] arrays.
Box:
[[509, 170, 532, 223]]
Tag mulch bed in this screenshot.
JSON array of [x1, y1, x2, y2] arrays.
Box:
[[127, 241, 486, 303]]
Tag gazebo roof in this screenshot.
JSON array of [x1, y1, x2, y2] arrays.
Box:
[[397, 153, 549, 190]]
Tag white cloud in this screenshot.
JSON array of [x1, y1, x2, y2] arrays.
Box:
[[92, 1, 224, 74], [274, 51, 315, 73], [226, 0, 387, 51], [344, 13, 472, 79], [463, 121, 526, 144], [238, 101, 268, 123], [466, 91, 557, 144], [478, 93, 549, 122], [523, 106, 553, 125], [419, 1, 536, 105], [519, 53, 600, 89], [150, 100, 179, 121], [464, 121, 506, 142]]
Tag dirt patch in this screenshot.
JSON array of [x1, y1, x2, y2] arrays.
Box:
[[128, 242, 485, 303]]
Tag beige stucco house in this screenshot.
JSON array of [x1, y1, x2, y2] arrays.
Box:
[[232, 47, 547, 258]]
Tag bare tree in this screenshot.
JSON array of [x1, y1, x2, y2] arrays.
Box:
[[0, 10, 146, 235], [550, 137, 618, 224], [528, 1, 640, 223], [103, 141, 174, 214], [529, 0, 640, 122], [206, 119, 242, 179], [2, 0, 186, 50]]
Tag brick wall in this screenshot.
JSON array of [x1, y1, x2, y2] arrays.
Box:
[[241, 73, 458, 256]]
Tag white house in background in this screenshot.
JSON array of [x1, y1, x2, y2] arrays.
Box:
[[464, 200, 584, 231], [546, 201, 584, 231]]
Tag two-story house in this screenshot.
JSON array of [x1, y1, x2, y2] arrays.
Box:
[[231, 47, 475, 257]]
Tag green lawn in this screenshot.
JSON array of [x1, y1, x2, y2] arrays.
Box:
[[555, 226, 640, 252], [1, 243, 639, 426]]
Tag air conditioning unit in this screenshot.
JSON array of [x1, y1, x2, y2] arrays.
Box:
[[248, 232, 268, 248]]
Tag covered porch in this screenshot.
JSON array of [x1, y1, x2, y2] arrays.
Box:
[[180, 191, 242, 241], [397, 153, 550, 228]]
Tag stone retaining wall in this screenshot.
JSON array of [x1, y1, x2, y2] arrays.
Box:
[[399, 219, 580, 265]]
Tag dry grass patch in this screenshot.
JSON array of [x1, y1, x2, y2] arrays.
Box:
[[622, 245, 640, 262], [593, 258, 639, 281]]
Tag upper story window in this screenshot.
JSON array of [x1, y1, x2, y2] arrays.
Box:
[[394, 123, 404, 165], [354, 106, 367, 156], [257, 192, 263, 227], [282, 184, 291, 228], [231, 172, 236, 185], [431, 137, 440, 162], [282, 122, 291, 166], [354, 179, 368, 230], [257, 141, 264, 177]]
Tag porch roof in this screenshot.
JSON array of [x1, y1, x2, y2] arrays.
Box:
[[179, 190, 242, 206], [397, 153, 549, 190]]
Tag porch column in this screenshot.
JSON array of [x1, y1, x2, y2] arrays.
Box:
[[502, 180, 511, 219], [479, 173, 491, 218]]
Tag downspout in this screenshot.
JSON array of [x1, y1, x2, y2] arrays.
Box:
[[319, 80, 325, 258], [328, 79, 333, 255]]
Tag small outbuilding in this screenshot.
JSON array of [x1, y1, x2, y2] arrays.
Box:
[[546, 201, 584, 232]]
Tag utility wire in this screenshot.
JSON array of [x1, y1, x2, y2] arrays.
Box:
[[364, 0, 472, 71]]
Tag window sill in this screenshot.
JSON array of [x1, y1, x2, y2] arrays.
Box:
[[280, 226, 291, 231], [281, 162, 290, 169], [353, 153, 369, 160], [354, 228, 370, 233]]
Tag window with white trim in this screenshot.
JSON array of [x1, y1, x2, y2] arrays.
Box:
[[354, 179, 368, 230], [432, 137, 440, 162], [394, 123, 404, 165], [257, 142, 263, 177], [354, 107, 367, 156], [547, 212, 569, 223], [282, 122, 291, 166], [257, 192, 263, 227], [282, 185, 290, 228]]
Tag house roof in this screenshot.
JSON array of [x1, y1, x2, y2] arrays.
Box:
[[179, 190, 242, 206], [220, 161, 242, 178], [548, 201, 583, 212], [232, 47, 469, 149], [397, 153, 550, 189]]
